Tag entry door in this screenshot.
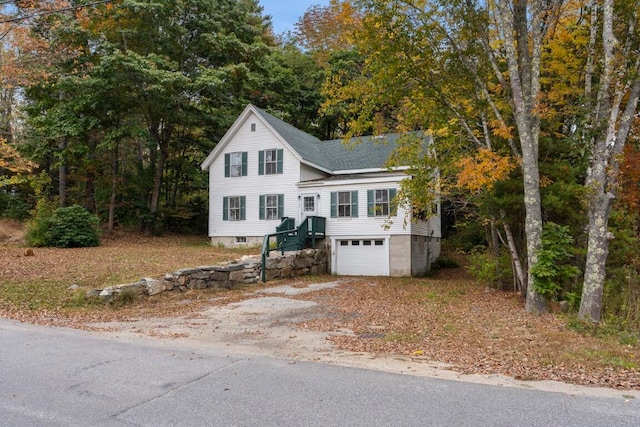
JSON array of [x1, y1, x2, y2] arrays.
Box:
[[300, 194, 319, 221]]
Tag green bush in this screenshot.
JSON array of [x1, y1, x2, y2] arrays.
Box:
[[467, 248, 512, 287], [26, 205, 100, 248], [531, 222, 579, 299]]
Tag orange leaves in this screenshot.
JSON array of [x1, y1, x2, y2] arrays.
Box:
[[295, 0, 362, 65], [0, 139, 36, 176], [619, 143, 640, 211], [488, 119, 514, 140], [456, 148, 516, 193]]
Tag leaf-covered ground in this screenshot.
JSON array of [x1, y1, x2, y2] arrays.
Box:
[[292, 272, 639, 390], [0, 226, 638, 390]]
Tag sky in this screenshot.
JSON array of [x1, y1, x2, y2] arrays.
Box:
[[259, 0, 331, 35]]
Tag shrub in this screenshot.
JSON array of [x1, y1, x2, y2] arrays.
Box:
[[531, 222, 579, 299], [467, 248, 512, 287], [26, 205, 100, 248]]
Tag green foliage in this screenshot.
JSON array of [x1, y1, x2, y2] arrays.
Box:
[[26, 205, 100, 248], [467, 248, 512, 287], [567, 316, 639, 347], [0, 188, 32, 221], [447, 221, 487, 253], [431, 257, 460, 269], [531, 222, 579, 299], [601, 207, 640, 331]]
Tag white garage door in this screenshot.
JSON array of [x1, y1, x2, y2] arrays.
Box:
[[335, 238, 389, 276]]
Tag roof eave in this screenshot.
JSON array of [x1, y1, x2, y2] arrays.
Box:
[[331, 166, 410, 174]]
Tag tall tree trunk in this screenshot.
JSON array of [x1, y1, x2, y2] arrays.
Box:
[[149, 140, 168, 218], [84, 131, 98, 213], [494, 0, 547, 313], [147, 119, 172, 235], [578, 0, 640, 322], [58, 138, 67, 207], [580, 89, 640, 321], [107, 144, 119, 235]]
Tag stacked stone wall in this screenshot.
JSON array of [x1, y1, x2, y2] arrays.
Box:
[[88, 249, 328, 301]]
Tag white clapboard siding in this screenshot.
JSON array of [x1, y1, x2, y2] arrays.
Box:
[[309, 181, 412, 237], [208, 112, 302, 238]]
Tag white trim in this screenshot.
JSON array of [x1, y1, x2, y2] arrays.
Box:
[[332, 166, 410, 174], [299, 159, 335, 175], [298, 175, 404, 188]]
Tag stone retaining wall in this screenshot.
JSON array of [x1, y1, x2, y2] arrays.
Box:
[[88, 248, 328, 302]]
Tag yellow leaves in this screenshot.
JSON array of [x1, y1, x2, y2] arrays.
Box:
[[0, 139, 35, 176], [488, 119, 514, 140], [456, 148, 516, 193]]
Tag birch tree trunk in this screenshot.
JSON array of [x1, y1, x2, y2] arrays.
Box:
[[578, 0, 640, 322], [504, 222, 526, 293]]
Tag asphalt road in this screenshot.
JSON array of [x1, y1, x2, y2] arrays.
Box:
[[0, 318, 638, 427]]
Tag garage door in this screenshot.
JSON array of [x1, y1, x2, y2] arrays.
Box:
[[335, 238, 388, 276]]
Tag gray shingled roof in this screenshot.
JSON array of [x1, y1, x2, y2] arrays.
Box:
[[254, 106, 420, 172]]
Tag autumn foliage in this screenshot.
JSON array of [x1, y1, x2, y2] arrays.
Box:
[[455, 148, 516, 193]]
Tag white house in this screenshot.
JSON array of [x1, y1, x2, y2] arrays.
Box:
[[200, 104, 441, 276]]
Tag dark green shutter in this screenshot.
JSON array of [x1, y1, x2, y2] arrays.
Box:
[[259, 195, 265, 220], [258, 150, 264, 175], [351, 191, 358, 218], [278, 194, 284, 218], [224, 153, 230, 177], [277, 149, 283, 174], [240, 196, 246, 220], [389, 188, 397, 216], [241, 152, 248, 176], [367, 190, 374, 217], [223, 196, 228, 221], [330, 192, 337, 218]]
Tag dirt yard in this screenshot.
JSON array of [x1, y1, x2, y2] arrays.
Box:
[[1, 221, 638, 394]]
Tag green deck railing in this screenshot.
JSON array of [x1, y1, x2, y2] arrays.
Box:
[[261, 216, 326, 282]]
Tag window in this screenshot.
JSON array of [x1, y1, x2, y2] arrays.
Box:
[[367, 188, 397, 217], [363, 240, 372, 246], [338, 192, 351, 217], [303, 196, 315, 213], [259, 194, 284, 220], [250, 123, 256, 132], [330, 191, 358, 218], [340, 240, 349, 246], [229, 197, 241, 220], [375, 240, 384, 246], [223, 196, 246, 221], [235, 237, 247, 244], [351, 240, 360, 246], [224, 152, 247, 177], [265, 149, 277, 174], [266, 195, 278, 220], [375, 189, 389, 216], [258, 149, 283, 175], [230, 152, 242, 177]]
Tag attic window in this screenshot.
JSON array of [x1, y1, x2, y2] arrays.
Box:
[[251, 123, 256, 132]]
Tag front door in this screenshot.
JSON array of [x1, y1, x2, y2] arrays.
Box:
[[300, 193, 319, 222]]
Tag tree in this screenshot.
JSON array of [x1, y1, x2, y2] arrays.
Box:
[[578, 0, 640, 322], [322, 0, 567, 313], [295, 0, 361, 67], [20, 0, 276, 233]]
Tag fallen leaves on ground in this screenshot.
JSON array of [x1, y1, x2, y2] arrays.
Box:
[[1, 228, 638, 390], [292, 271, 640, 390]]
